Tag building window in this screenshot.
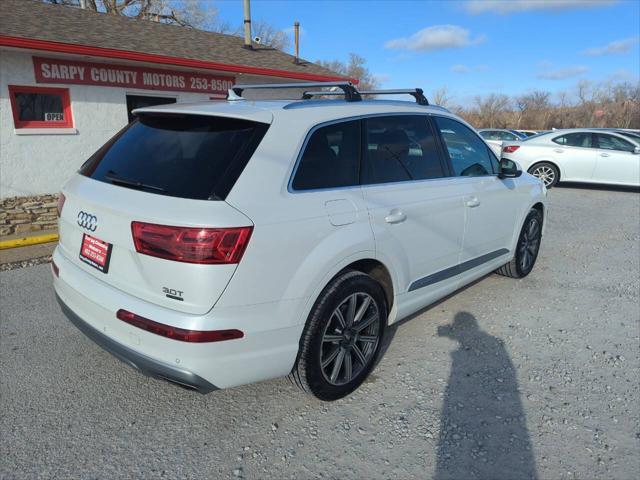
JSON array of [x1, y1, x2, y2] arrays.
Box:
[[8, 85, 74, 129]]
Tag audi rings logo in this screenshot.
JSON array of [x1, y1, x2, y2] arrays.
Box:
[[77, 211, 98, 232]]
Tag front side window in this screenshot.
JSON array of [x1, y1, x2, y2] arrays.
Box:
[[8, 85, 73, 129], [595, 133, 636, 152], [362, 115, 445, 185], [291, 120, 360, 190], [552, 133, 592, 148], [435, 117, 496, 177]]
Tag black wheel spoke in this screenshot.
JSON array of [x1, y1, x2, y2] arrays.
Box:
[[320, 292, 381, 386], [329, 348, 346, 383]]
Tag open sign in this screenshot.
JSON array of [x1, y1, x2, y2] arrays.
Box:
[[45, 112, 64, 122]]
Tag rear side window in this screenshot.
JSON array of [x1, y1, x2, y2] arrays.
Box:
[[434, 116, 497, 176], [362, 115, 445, 184], [552, 132, 592, 148], [291, 120, 360, 190], [80, 115, 268, 200], [595, 133, 636, 152]]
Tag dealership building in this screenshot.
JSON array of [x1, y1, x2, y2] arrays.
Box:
[[0, 0, 344, 204]]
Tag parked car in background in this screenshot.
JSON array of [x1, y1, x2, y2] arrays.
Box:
[[501, 129, 640, 187], [594, 128, 640, 142], [52, 82, 547, 401], [516, 130, 539, 137], [478, 129, 528, 156]]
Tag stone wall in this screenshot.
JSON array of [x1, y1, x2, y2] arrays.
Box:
[[0, 194, 59, 237]]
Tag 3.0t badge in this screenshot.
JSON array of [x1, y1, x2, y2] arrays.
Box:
[[77, 211, 98, 232]]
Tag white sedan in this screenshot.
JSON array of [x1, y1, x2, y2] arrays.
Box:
[[501, 129, 640, 187]]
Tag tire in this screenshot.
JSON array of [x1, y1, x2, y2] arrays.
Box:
[[528, 162, 559, 188], [496, 209, 543, 279], [289, 270, 387, 401]]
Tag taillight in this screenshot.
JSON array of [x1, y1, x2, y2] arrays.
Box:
[[131, 222, 252, 264], [116, 309, 243, 343], [57, 193, 66, 216], [502, 145, 520, 153]]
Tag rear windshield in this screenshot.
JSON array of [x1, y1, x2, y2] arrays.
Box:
[[80, 114, 268, 200]]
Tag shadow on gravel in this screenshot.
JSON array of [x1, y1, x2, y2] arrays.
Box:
[[434, 312, 537, 480]]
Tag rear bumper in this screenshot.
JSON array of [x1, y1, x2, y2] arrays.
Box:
[[52, 246, 305, 389], [56, 293, 217, 393]]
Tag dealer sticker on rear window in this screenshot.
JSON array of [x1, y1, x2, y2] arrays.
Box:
[[79, 233, 113, 273]]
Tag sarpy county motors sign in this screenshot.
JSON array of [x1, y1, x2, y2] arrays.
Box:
[[33, 57, 234, 95]]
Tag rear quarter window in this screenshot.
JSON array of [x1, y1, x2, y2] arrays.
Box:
[[291, 120, 360, 191], [80, 114, 268, 200]]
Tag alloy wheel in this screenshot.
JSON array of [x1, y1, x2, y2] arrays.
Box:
[[519, 217, 541, 272], [531, 166, 555, 187], [320, 292, 380, 386]]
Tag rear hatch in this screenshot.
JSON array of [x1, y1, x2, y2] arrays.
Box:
[[58, 112, 269, 315]]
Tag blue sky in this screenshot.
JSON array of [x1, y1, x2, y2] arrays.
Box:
[[215, 0, 640, 102]]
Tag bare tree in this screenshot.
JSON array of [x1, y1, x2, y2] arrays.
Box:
[[44, 1, 292, 49], [248, 20, 290, 50], [317, 54, 379, 90], [431, 87, 453, 108]]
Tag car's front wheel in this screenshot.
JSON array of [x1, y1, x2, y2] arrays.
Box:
[[290, 271, 386, 401], [528, 162, 559, 188], [496, 208, 543, 278]]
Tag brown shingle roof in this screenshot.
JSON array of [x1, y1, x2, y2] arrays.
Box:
[[0, 0, 344, 80]]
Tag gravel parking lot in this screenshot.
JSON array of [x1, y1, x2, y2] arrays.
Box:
[[1, 185, 638, 480]]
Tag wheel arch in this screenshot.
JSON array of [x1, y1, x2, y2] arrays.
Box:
[[338, 258, 394, 313]]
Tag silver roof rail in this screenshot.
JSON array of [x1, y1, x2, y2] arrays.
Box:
[[303, 88, 429, 105], [230, 81, 362, 102]]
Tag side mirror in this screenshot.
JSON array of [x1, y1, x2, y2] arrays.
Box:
[[498, 158, 522, 179], [634, 146, 640, 155]]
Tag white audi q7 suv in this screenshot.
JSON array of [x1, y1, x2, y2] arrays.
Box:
[[53, 83, 547, 400]]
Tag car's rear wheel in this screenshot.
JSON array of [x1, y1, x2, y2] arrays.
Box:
[[290, 271, 386, 401], [528, 162, 559, 188], [496, 208, 543, 278]]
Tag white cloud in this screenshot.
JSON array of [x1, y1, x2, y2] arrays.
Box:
[[451, 64, 471, 73], [582, 37, 639, 56], [385, 25, 485, 52], [537, 66, 589, 79], [465, 0, 617, 15], [451, 64, 490, 73]]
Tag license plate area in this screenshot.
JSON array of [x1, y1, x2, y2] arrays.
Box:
[[79, 233, 113, 273]]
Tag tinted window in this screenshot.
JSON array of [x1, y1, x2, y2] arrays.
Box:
[[595, 133, 636, 152], [479, 130, 499, 140], [435, 117, 496, 177], [552, 133, 592, 148], [80, 114, 268, 200], [617, 131, 640, 141], [292, 120, 360, 190], [362, 115, 445, 184], [499, 131, 520, 141]]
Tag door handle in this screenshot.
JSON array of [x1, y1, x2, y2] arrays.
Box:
[[465, 197, 480, 208], [553, 149, 564, 153], [600, 152, 610, 157], [384, 209, 406, 224]]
